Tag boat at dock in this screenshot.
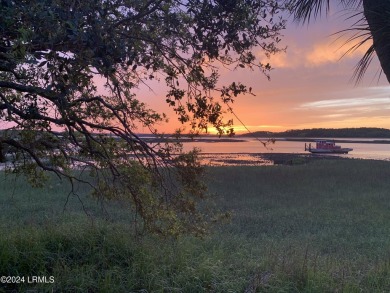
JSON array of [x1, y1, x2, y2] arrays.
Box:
[[305, 140, 353, 154]]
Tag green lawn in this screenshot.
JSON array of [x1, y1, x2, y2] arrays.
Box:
[[1, 159, 390, 292]]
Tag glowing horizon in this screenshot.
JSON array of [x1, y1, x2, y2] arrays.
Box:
[[136, 12, 390, 135]]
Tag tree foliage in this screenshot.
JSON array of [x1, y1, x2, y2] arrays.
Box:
[[0, 0, 286, 235]]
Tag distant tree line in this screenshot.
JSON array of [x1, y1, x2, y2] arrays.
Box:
[[241, 128, 390, 138]]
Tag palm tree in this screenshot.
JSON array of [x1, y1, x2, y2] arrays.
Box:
[[363, 1, 390, 83], [290, 0, 390, 83]]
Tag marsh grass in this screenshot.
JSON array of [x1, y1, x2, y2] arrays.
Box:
[[2, 159, 390, 292]]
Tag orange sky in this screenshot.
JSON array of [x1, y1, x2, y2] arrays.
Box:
[[137, 9, 390, 135]]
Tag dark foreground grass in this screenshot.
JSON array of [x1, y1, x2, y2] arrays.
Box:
[[2, 159, 390, 292]]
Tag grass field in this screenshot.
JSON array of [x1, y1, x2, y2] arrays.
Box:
[[1, 159, 390, 292]]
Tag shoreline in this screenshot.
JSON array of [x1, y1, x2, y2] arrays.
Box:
[[141, 136, 390, 144], [273, 138, 390, 144]]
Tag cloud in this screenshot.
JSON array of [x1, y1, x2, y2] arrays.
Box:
[[267, 51, 298, 69], [305, 43, 341, 67], [262, 43, 304, 69], [297, 86, 390, 111], [264, 33, 373, 70], [265, 42, 350, 69], [305, 36, 372, 67], [267, 53, 290, 69], [319, 113, 352, 119], [299, 97, 390, 109]]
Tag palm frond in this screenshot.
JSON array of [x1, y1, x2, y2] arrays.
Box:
[[290, 0, 362, 23], [333, 11, 377, 84], [352, 44, 377, 83], [291, 0, 330, 23], [290, 0, 381, 83]]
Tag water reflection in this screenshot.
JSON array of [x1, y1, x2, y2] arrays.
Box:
[[199, 153, 273, 166], [183, 138, 390, 162]]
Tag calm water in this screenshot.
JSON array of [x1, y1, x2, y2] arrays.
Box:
[[181, 138, 390, 161]]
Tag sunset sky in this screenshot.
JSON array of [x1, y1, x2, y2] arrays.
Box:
[[139, 5, 390, 134]]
